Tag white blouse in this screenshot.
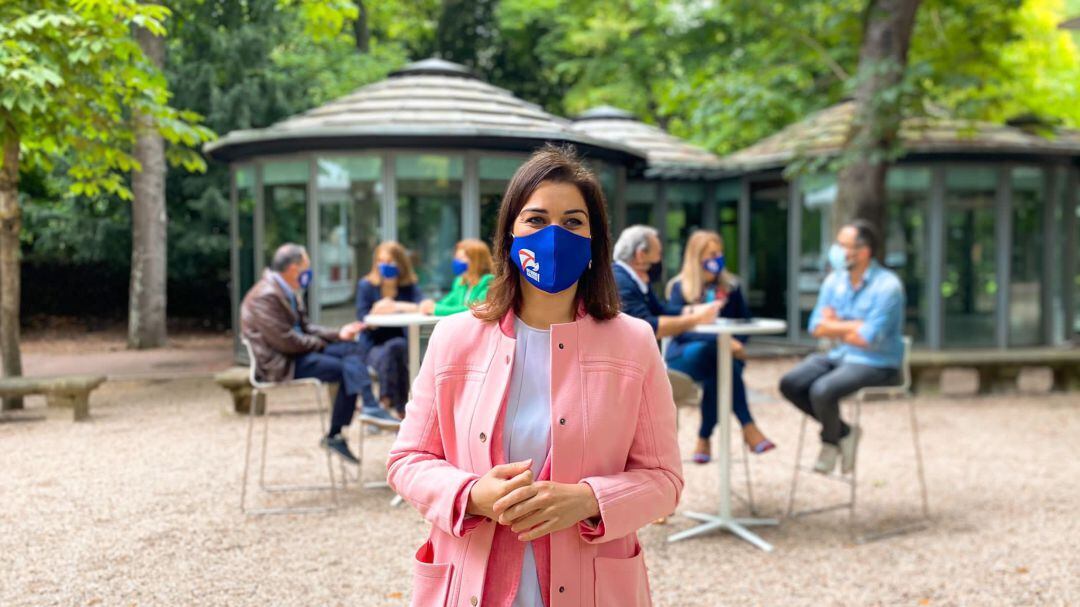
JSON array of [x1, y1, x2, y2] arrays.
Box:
[[504, 317, 552, 607]]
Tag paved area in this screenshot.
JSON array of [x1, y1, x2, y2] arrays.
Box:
[[21, 333, 235, 379], [0, 359, 1076, 606]]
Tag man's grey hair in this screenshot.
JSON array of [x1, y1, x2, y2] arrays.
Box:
[[270, 243, 308, 272], [613, 225, 659, 263]]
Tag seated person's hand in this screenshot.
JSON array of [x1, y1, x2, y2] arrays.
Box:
[[693, 301, 723, 324], [822, 306, 838, 321], [494, 481, 601, 542], [467, 460, 534, 520], [370, 297, 397, 315], [338, 321, 365, 341], [418, 299, 436, 315]]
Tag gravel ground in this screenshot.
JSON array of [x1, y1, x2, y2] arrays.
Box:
[[1, 360, 1077, 606]]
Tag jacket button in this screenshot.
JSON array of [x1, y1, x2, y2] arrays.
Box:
[[559, 418, 566, 425], [479, 432, 487, 443], [470, 596, 478, 606], [558, 586, 565, 593], [558, 343, 565, 350], [505, 354, 510, 364]]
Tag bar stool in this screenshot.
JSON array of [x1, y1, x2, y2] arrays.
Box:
[[786, 337, 930, 542], [239, 338, 339, 515]]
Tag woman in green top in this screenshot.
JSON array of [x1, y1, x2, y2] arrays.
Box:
[[419, 238, 494, 316]]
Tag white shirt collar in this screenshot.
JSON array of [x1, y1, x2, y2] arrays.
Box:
[[615, 260, 649, 294]]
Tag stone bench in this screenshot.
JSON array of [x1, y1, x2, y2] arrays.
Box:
[[214, 367, 348, 415], [0, 375, 107, 421], [910, 348, 1080, 395]]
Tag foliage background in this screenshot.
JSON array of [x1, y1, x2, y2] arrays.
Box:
[[18, 0, 1080, 328]]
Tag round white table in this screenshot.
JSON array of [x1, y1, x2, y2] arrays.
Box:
[[667, 317, 787, 552], [361, 313, 442, 384]]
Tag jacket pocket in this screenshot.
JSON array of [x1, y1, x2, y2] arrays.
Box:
[[410, 541, 453, 607], [593, 544, 651, 606]]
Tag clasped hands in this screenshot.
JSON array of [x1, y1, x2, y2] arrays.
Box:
[[466, 460, 600, 542]]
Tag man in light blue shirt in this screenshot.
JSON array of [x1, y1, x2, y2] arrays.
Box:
[[779, 220, 905, 475]]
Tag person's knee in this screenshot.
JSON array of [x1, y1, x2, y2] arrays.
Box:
[[779, 371, 801, 400], [807, 379, 837, 408]]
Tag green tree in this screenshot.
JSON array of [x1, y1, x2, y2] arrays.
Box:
[[0, 0, 213, 408]]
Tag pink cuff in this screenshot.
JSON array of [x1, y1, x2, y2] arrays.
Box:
[[452, 477, 484, 537], [578, 516, 606, 539]]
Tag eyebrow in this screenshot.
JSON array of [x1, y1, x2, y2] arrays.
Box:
[[521, 207, 588, 216]]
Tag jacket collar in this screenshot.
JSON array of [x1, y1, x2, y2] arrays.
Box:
[[498, 301, 588, 338]]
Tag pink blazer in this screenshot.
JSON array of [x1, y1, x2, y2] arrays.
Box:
[[387, 308, 684, 607]]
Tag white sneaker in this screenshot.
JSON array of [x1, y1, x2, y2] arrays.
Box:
[[839, 426, 861, 474], [814, 443, 840, 474]]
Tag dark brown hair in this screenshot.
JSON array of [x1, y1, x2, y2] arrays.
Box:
[[474, 144, 620, 323]]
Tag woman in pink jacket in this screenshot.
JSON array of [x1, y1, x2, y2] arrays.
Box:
[[387, 145, 684, 607]]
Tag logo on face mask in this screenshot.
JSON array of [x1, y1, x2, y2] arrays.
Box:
[[518, 249, 540, 281], [509, 225, 592, 294]]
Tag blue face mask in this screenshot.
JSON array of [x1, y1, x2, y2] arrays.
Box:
[[702, 254, 725, 275], [451, 258, 469, 276], [827, 243, 849, 273], [298, 269, 313, 290], [510, 225, 592, 294], [378, 262, 399, 279]]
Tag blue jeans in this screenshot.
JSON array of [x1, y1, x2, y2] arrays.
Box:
[[366, 336, 409, 416], [294, 340, 377, 437], [666, 340, 752, 439]]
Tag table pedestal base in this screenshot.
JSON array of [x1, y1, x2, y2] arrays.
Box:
[[668, 512, 778, 552]]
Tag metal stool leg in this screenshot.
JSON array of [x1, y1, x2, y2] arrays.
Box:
[[741, 441, 757, 516], [849, 401, 861, 540], [786, 415, 808, 518], [240, 388, 260, 512], [314, 384, 339, 507], [910, 399, 930, 519]]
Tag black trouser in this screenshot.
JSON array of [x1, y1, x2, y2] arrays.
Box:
[[366, 336, 409, 416], [779, 354, 899, 445], [294, 340, 375, 437]]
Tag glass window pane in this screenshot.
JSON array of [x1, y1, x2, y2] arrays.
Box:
[[626, 181, 657, 228], [886, 167, 931, 344], [717, 180, 739, 273], [798, 174, 835, 338], [664, 183, 706, 279], [747, 179, 788, 319], [943, 167, 998, 347], [235, 166, 256, 301], [263, 160, 309, 267], [396, 154, 463, 297], [479, 156, 525, 245], [1009, 167, 1044, 346], [316, 156, 382, 326]]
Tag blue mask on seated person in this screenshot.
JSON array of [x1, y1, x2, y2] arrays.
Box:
[[378, 262, 400, 279], [451, 258, 469, 276], [702, 254, 725, 275], [298, 269, 313, 290], [510, 225, 592, 294], [827, 243, 849, 273]]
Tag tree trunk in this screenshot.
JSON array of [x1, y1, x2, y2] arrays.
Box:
[[833, 0, 921, 259], [128, 22, 168, 349], [353, 0, 369, 53], [0, 125, 23, 410]]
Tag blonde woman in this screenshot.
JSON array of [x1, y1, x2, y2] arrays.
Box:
[[418, 239, 495, 316], [357, 241, 422, 417], [666, 230, 775, 462]]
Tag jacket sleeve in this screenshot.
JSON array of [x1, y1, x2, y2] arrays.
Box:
[[355, 280, 376, 320], [433, 278, 467, 316], [247, 291, 325, 355], [578, 323, 684, 543], [386, 323, 482, 537]]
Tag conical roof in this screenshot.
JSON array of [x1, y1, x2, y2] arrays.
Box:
[[571, 106, 725, 179], [205, 59, 644, 164], [719, 101, 1080, 173]]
